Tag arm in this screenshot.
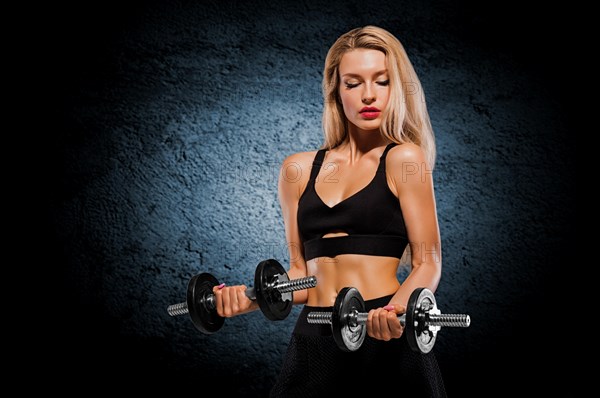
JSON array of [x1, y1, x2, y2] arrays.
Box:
[[368, 143, 442, 340], [388, 143, 442, 306], [277, 152, 314, 304], [213, 151, 313, 317]]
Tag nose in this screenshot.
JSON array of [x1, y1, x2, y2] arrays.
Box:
[[361, 97, 375, 104], [361, 84, 375, 104]]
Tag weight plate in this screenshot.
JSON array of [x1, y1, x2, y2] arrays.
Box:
[[187, 273, 224, 334], [254, 259, 292, 321], [406, 287, 437, 353], [332, 287, 366, 352]]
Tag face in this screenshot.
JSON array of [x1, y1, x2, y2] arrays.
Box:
[[338, 49, 390, 132]]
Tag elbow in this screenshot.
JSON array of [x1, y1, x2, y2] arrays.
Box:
[[431, 262, 442, 292], [293, 288, 309, 305], [431, 263, 442, 292]]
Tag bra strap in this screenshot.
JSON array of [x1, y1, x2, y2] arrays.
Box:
[[309, 149, 327, 180], [378, 143, 398, 172]]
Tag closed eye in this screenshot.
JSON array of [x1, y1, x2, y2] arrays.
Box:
[[376, 80, 389, 86]]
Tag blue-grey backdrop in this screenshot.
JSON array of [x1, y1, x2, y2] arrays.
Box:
[[45, 0, 572, 395]]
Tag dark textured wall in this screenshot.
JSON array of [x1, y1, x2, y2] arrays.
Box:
[[44, 0, 572, 395]]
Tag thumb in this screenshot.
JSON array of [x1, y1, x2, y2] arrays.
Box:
[[383, 304, 406, 315], [212, 283, 226, 293]]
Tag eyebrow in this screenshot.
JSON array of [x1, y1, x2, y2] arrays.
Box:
[[341, 69, 388, 78]]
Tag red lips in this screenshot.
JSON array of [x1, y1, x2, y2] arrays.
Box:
[[359, 106, 381, 119], [360, 107, 380, 113]]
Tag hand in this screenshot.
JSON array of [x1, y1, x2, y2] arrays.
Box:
[[212, 284, 256, 318], [366, 304, 406, 341]]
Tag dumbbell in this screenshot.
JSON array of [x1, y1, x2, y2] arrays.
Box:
[[307, 287, 470, 353], [167, 259, 316, 334]]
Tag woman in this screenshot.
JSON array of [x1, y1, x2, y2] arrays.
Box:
[[214, 26, 446, 397]]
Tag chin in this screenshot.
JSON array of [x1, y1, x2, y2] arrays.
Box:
[[354, 121, 382, 132]]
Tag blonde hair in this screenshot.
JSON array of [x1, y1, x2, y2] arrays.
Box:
[[322, 26, 436, 167]]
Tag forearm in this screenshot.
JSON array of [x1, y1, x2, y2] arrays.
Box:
[[286, 262, 309, 305], [389, 262, 441, 308], [216, 261, 306, 316]]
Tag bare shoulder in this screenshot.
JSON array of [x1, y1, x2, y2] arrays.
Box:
[[386, 143, 431, 184], [387, 142, 427, 164], [281, 150, 318, 168], [280, 150, 319, 184]]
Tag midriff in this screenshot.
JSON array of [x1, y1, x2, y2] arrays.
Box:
[[305, 253, 401, 307]]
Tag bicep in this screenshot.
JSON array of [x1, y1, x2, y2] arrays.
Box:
[[400, 176, 439, 244], [278, 155, 309, 277], [390, 148, 441, 266]]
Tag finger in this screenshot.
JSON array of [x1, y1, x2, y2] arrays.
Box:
[[394, 305, 407, 315], [378, 310, 392, 341], [388, 311, 403, 338], [233, 285, 249, 314], [383, 304, 405, 339], [237, 285, 250, 312], [385, 304, 407, 316], [213, 286, 225, 317], [367, 309, 378, 338], [373, 309, 387, 339], [225, 286, 239, 317], [212, 283, 226, 317], [211, 283, 225, 296], [222, 286, 232, 316]]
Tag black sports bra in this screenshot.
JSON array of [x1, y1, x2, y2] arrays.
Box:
[[297, 143, 408, 261]]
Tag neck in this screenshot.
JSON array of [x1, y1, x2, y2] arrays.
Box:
[[340, 126, 389, 163]]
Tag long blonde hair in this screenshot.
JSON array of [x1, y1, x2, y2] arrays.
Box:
[[322, 26, 436, 167]]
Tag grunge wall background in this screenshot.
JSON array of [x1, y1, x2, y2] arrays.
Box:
[[41, 0, 572, 395]]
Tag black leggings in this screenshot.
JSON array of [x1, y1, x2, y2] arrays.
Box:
[[270, 295, 447, 398]]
